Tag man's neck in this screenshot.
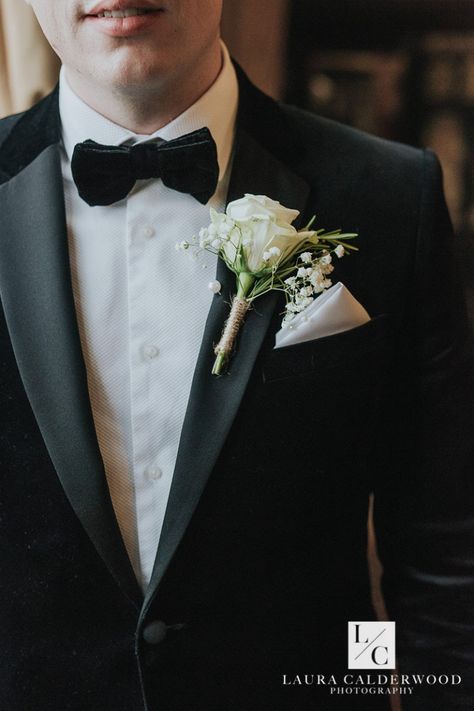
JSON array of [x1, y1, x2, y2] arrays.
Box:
[[63, 43, 223, 135]]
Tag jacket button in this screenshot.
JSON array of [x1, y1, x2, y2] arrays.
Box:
[[142, 620, 168, 645]]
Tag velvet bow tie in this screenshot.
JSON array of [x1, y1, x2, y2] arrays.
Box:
[[70, 127, 219, 207]]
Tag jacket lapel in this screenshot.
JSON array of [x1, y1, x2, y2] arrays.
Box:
[[142, 83, 311, 611], [0, 74, 312, 614], [0, 97, 142, 609]]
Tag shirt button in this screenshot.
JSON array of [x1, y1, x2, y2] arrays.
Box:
[[145, 465, 163, 481], [143, 226, 155, 238], [143, 344, 159, 360]]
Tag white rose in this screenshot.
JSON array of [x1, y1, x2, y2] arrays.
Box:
[[226, 194, 300, 225], [223, 216, 308, 273]]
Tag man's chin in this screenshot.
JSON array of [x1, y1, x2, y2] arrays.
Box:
[[87, 60, 166, 95], [80, 43, 167, 86]]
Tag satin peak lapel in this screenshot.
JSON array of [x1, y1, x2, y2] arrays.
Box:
[[143, 123, 311, 612], [0, 102, 142, 608]]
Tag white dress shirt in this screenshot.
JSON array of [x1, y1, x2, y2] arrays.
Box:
[[59, 44, 239, 591]]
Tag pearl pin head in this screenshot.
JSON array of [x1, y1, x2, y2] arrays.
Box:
[[208, 280, 222, 294]]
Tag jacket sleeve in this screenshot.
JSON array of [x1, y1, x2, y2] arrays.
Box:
[[373, 149, 474, 710]]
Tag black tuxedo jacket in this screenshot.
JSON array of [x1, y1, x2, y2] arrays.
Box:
[[1, 68, 473, 711]]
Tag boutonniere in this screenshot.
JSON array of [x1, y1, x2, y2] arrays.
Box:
[[177, 194, 358, 375]]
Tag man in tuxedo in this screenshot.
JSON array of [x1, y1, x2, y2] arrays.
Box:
[[1, 1, 473, 709]]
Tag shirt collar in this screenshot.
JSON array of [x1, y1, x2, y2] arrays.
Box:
[[59, 41, 238, 181]]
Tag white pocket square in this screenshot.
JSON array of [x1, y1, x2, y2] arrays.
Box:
[[274, 282, 370, 349]]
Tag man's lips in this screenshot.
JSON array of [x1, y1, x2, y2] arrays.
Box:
[[93, 9, 156, 18], [85, 0, 163, 16], [84, 2, 165, 35]]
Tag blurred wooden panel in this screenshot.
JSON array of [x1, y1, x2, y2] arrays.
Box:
[[295, 0, 474, 31], [290, 0, 474, 52], [0, 0, 59, 117], [221, 0, 290, 98]]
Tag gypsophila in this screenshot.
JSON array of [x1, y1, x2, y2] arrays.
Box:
[[281, 251, 335, 328], [176, 194, 358, 374]]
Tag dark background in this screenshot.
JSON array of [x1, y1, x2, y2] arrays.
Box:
[[225, 0, 474, 316]]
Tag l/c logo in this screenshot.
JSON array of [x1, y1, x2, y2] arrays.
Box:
[[347, 621, 396, 669]]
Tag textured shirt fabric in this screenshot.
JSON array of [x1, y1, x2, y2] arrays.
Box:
[[59, 44, 238, 591]]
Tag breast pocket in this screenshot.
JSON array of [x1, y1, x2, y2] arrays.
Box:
[[260, 313, 392, 384]]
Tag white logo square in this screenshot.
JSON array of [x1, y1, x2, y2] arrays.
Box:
[[348, 621, 396, 669]]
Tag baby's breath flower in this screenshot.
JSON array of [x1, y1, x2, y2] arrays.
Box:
[[177, 194, 356, 375], [263, 246, 282, 264]]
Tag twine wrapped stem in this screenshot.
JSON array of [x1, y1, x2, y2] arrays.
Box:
[[212, 272, 254, 375], [212, 297, 250, 375]]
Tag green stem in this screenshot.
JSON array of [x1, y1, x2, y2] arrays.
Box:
[[236, 271, 255, 299], [212, 351, 228, 376]]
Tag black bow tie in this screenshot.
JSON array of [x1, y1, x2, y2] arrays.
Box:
[[70, 127, 219, 207]]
